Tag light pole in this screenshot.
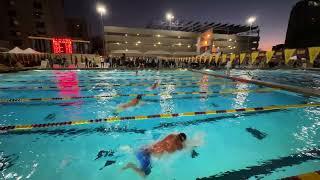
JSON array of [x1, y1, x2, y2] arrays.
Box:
[[166, 12, 174, 30], [96, 3, 107, 56], [246, 16, 256, 52]]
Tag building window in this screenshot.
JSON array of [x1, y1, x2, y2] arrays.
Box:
[[8, 10, 16, 17], [9, 30, 16, 36], [36, 30, 47, 35], [33, 11, 43, 19], [9, 30, 22, 37], [308, 1, 319, 6], [311, 18, 317, 24], [8, 0, 15, 6], [13, 39, 22, 46], [35, 21, 45, 28], [33, 1, 42, 9], [9, 19, 19, 27]]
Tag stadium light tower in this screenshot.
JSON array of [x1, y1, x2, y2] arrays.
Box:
[[166, 12, 174, 30], [246, 16, 256, 52], [96, 3, 107, 55], [247, 16, 256, 26], [97, 4, 107, 17]]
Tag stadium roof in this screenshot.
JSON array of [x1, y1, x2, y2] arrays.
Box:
[[145, 20, 259, 34]]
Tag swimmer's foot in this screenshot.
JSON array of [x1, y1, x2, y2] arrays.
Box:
[[122, 163, 146, 177], [122, 163, 135, 171]]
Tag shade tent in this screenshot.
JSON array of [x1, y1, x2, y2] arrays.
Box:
[[110, 50, 142, 56], [23, 48, 41, 54], [8, 47, 24, 54]]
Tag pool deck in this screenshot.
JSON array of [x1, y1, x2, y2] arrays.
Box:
[[190, 69, 320, 97]]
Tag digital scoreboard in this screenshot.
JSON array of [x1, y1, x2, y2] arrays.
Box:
[[52, 38, 73, 54]]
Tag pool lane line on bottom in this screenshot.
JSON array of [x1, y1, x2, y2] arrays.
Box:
[[1, 103, 319, 132], [0, 88, 276, 103], [0, 81, 240, 91], [283, 170, 320, 180]]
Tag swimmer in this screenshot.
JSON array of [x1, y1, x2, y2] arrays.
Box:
[[136, 70, 138, 76], [117, 95, 143, 112], [122, 133, 187, 177], [149, 81, 160, 90]]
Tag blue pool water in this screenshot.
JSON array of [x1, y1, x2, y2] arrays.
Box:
[[0, 70, 319, 180]]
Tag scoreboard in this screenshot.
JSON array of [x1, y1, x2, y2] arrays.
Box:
[[52, 38, 73, 54]]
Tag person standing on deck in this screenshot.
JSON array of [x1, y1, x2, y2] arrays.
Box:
[[225, 60, 232, 76], [100, 56, 104, 68], [75, 56, 78, 68], [85, 57, 89, 68]]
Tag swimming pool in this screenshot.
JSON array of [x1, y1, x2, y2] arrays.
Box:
[[0, 70, 319, 180]]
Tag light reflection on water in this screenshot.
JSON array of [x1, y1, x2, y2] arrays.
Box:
[[232, 75, 251, 109], [294, 108, 320, 156], [160, 84, 175, 114]]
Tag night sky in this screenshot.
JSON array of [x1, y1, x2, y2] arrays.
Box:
[[65, 0, 300, 50]]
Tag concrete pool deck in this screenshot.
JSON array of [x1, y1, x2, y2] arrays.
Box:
[[190, 69, 320, 97]]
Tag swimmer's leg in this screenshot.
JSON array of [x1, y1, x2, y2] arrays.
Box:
[[122, 163, 146, 177]]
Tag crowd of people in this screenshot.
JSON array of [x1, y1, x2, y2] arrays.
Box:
[[0, 52, 319, 70], [100, 55, 180, 69], [97, 54, 301, 70]]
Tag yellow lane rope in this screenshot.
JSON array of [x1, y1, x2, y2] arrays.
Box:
[[1, 103, 319, 131]]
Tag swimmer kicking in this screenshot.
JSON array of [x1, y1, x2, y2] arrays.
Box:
[[122, 133, 189, 177], [116, 95, 142, 112]]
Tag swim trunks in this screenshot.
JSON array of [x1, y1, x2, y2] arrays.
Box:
[[136, 149, 152, 175]]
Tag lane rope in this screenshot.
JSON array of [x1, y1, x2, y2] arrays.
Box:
[[1, 103, 319, 132], [0, 81, 239, 91], [0, 74, 198, 80], [0, 76, 206, 84], [0, 88, 276, 103]]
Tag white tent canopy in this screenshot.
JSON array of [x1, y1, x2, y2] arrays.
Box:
[[8, 47, 24, 54], [111, 50, 142, 55], [23, 48, 41, 54]]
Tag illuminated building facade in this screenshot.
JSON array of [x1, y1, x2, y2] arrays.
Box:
[[105, 21, 260, 56]]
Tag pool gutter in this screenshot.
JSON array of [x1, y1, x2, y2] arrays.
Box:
[[190, 69, 320, 97]]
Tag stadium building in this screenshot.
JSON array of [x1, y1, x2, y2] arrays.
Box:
[[104, 20, 260, 56]]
